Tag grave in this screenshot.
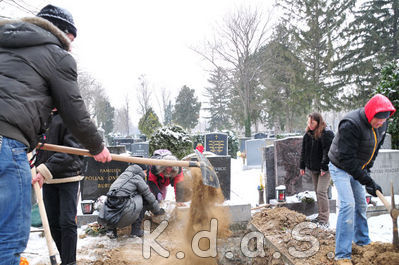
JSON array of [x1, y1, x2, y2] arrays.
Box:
[[264, 145, 276, 203], [245, 139, 266, 168], [81, 159, 129, 200], [239, 137, 251, 153], [205, 132, 228, 155], [381, 133, 392, 149], [370, 149, 399, 195], [207, 155, 231, 200], [254, 132, 267, 139], [130, 142, 149, 157], [108, 145, 126, 154], [274, 136, 313, 196]]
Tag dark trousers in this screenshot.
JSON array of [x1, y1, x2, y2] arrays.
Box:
[[43, 181, 79, 265]]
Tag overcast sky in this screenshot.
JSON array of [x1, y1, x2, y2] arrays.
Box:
[[2, 0, 276, 126]]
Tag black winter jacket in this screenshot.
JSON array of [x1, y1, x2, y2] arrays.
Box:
[[300, 129, 334, 172], [0, 17, 103, 154], [328, 109, 387, 182], [35, 112, 84, 179]]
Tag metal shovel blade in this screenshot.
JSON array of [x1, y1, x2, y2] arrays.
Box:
[[194, 149, 220, 188]]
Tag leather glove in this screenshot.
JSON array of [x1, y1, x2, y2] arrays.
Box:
[[366, 180, 382, 197], [154, 208, 165, 216]]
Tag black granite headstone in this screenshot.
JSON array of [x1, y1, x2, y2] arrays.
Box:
[[205, 133, 228, 155], [81, 159, 129, 200], [254, 133, 267, 139], [207, 156, 231, 200], [274, 136, 312, 196], [264, 145, 276, 203], [130, 142, 149, 157]]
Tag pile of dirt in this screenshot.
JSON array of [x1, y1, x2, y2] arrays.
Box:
[[77, 167, 231, 265], [251, 207, 399, 265], [252, 207, 307, 234]]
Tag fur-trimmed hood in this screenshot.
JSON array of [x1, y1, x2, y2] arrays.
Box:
[[0, 16, 71, 51]]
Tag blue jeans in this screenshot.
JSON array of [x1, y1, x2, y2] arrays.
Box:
[[0, 136, 31, 265], [329, 162, 370, 260]]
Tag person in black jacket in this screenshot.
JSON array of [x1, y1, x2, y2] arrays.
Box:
[[328, 94, 396, 265], [0, 5, 111, 264], [299, 112, 334, 226], [35, 110, 83, 265]]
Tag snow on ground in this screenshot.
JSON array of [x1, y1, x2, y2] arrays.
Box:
[[23, 158, 397, 263]]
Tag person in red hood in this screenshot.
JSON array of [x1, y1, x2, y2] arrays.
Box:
[[147, 150, 185, 203], [328, 94, 396, 265]]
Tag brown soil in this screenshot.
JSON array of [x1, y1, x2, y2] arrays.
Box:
[[77, 167, 231, 265], [251, 207, 399, 265]]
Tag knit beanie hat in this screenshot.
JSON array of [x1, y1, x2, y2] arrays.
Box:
[[37, 4, 77, 37], [374, 111, 391, 119]]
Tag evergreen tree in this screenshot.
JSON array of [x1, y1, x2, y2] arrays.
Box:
[[375, 61, 399, 149], [172, 85, 201, 131], [258, 23, 312, 132], [339, 0, 399, 107], [164, 100, 173, 126], [278, 0, 355, 111], [94, 96, 114, 136], [138, 107, 161, 138], [204, 68, 232, 131]]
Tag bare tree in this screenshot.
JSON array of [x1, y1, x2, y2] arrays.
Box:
[[136, 74, 152, 116], [193, 6, 272, 136], [113, 95, 131, 136], [155, 87, 172, 124]]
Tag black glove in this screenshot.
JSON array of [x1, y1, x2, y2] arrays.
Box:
[[154, 208, 165, 216], [357, 170, 374, 186], [366, 180, 382, 197]]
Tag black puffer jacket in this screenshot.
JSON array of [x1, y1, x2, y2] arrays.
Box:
[[35, 112, 84, 179], [0, 17, 103, 154], [300, 129, 335, 171]]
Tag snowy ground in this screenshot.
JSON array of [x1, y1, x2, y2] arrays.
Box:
[[23, 158, 397, 264]]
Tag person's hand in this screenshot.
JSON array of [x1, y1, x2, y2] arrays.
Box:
[[154, 208, 166, 216], [366, 181, 382, 197], [157, 193, 163, 202], [300, 169, 305, 176], [32, 172, 44, 188], [93, 146, 112, 163], [320, 170, 326, 176]]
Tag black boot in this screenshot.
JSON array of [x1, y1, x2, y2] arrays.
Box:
[[130, 209, 145, 238], [130, 220, 144, 238]]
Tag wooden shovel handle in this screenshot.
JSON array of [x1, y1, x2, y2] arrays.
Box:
[[376, 190, 391, 211], [37, 143, 201, 168]]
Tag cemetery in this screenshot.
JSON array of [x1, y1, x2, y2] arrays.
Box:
[[25, 128, 399, 265]]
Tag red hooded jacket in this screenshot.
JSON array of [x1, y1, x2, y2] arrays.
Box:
[[364, 94, 396, 122]]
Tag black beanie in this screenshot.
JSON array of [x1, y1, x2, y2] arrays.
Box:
[[374, 111, 391, 119], [37, 4, 77, 38]]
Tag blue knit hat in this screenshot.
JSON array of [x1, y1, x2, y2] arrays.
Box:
[[37, 4, 77, 37]]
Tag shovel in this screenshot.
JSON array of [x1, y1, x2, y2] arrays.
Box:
[[36, 143, 220, 188], [376, 183, 399, 249], [27, 153, 58, 265]]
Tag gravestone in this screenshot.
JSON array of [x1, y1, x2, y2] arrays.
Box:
[[130, 142, 149, 157], [245, 139, 266, 167], [381, 133, 392, 149], [108, 145, 126, 154], [239, 137, 251, 153], [81, 160, 129, 200], [274, 136, 312, 196], [207, 155, 231, 200], [370, 149, 399, 196], [264, 145, 276, 203], [205, 133, 228, 155], [254, 133, 267, 139]]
